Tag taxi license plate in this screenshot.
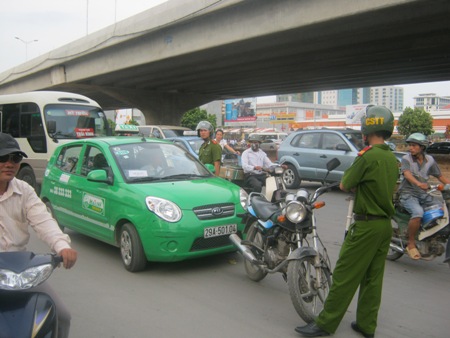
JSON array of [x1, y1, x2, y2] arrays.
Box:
[[204, 224, 237, 238]]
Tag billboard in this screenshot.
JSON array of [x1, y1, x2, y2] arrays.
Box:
[[346, 104, 369, 124], [224, 98, 257, 123]]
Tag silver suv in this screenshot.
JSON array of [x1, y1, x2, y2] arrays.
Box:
[[278, 129, 404, 188], [277, 129, 364, 188]]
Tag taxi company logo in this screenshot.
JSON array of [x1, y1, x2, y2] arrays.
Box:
[[211, 207, 223, 216], [82, 193, 105, 216]]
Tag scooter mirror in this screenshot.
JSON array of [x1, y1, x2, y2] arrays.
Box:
[[327, 158, 341, 172]]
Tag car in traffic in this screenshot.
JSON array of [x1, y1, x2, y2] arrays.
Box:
[[248, 132, 288, 152], [166, 135, 203, 158], [137, 125, 192, 139], [277, 128, 404, 188], [427, 142, 450, 155], [40, 137, 247, 272]]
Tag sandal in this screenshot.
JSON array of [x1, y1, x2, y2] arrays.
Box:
[[406, 247, 421, 260]]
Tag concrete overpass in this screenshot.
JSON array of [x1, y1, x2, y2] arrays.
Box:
[[0, 0, 449, 124]]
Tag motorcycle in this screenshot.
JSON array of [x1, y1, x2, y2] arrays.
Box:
[[0, 251, 63, 338], [230, 158, 341, 323], [387, 184, 450, 266]]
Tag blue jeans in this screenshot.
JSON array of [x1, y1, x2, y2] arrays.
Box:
[[399, 193, 439, 219]]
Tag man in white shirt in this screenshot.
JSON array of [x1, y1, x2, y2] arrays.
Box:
[[241, 134, 278, 193], [0, 132, 77, 338]]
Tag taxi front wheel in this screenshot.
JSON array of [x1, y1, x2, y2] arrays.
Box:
[[120, 223, 147, 272]]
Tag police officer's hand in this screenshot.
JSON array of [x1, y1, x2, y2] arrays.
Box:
[[59, 248, 78, 269], [254, 165, 262, 171]]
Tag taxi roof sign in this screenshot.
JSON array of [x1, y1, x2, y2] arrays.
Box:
[[115, 124, 140, 133]]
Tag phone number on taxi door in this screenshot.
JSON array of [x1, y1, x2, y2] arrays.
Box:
[[52, 187, 72, 198]]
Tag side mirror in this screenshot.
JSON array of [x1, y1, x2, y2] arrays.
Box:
[[47, 120, 56, 134], [87, 169, 114, 185], [327, 158, 341, 172], [335, 143, 350, 151], [205, 163, 215, 173]]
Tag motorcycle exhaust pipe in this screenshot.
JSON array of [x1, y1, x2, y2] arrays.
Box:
[[229, 234, 259, 264]]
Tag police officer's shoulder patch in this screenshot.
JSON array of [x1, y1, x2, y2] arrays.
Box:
[[358, 145, 372, 156], [211, 139, 218, 144]]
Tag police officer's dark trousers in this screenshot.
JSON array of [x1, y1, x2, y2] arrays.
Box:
[[315, 218, 392, 335]]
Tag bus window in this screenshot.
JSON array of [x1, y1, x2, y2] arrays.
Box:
[[44, 104, 109, 138]]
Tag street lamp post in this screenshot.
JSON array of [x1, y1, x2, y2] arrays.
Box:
[[15, 36, 38, 61]]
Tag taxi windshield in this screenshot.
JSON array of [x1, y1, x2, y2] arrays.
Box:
[[111, 142, 212, 182]]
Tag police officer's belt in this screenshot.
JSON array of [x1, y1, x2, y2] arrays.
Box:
[[353, 214, 388, 221]]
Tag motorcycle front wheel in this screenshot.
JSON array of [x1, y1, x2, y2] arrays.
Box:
[[287, 256, 331, 323], [244, 221, 268, 282]]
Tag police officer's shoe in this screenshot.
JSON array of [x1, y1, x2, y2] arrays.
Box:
[[295, 322, 330, 337], [351, 321, 375, 338]]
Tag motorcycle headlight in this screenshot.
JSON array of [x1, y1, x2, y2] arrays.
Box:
[[146, 197, 182, 222], [286, 201, 307, 223], [0, 264, 53, 290], [239, 188, 248, 209]]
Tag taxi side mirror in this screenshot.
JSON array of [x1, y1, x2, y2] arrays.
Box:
[[87, 169, 114, 185], [204, 163, 215, 173]]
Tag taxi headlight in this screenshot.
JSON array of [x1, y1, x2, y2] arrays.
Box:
[[286, 201, 307, 223], [146, 197, 182, 222], [0, 264, 53, 290], [239, 188, 248, 209]]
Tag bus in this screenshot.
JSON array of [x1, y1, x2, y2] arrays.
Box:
[[0, 91, 111, 190]]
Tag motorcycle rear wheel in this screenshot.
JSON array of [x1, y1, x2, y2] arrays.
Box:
[[287, 256, 331, 323], [244, 221, 268, 282]]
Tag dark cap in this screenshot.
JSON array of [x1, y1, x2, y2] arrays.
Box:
[[0, 133, 28, 157]]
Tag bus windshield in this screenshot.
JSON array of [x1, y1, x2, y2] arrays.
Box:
[[44, 104, 109, 139]]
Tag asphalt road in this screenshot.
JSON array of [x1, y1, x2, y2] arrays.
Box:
[[28, 183, 450, 338]]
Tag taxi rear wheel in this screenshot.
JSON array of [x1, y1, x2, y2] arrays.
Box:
[[120, 223, 147, 272]]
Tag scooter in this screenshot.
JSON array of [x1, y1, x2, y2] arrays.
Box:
[[0, 251, 63, 338], [387, 184, 450, 266]]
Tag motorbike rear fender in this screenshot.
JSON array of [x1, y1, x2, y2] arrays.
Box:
[[287, 247, 318, 261]]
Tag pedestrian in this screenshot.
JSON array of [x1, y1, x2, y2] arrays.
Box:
[[397, 132, 450, 260], [215, 129, 240, 155], [295, 106, 399, 338], [0, 132, 78, 338], [196, 121, 222, 175]]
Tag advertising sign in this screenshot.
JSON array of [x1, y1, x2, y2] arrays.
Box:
[[346, 104, 369, 124], [224, 98, 257, 123]]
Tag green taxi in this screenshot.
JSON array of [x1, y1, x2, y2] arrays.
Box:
[[40, 137, 247, 272]]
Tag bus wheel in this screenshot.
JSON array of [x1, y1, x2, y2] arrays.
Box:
[[17, 166, 37, 190]]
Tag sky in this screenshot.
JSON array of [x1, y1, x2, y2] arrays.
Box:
[[1, 0, 449, 108]]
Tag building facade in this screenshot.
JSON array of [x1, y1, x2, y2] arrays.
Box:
[[413, 93, 450, 112]]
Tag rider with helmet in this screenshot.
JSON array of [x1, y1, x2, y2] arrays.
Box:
[[296, 105, 399, 338], [397, 132, 450, 260], [196, 121, 222, 176]]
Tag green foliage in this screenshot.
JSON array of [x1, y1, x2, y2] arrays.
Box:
[[108, 119, 116, 135], [397, 107, 434, 137], [180, 107, 217, 130]]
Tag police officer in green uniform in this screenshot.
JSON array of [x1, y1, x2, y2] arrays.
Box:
[[295, 106, 399, 338], [197, 120, 222, 176]]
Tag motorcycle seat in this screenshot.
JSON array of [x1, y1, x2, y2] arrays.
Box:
[[251, 195, 281, 221]]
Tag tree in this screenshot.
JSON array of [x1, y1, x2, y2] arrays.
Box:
[[397, 107, 434, 137], [180, 107, 217, 131]]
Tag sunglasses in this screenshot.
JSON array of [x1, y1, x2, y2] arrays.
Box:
[[0, 153, 23, 164]]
